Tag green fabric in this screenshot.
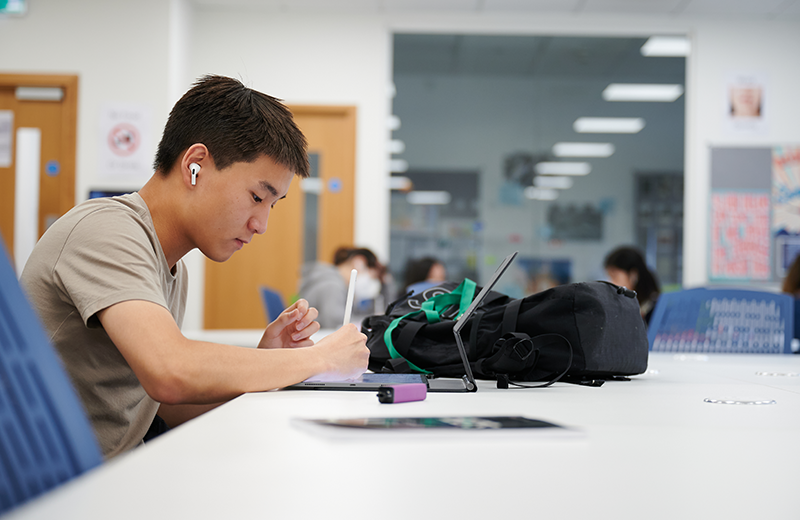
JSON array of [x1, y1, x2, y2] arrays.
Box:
[[383, 279, 477, 374]]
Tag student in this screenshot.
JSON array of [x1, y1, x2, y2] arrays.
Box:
[[298, 246, 384, 329], [603, 246, 660, 325], [20, 75, 369, 459], [782, 255, 800, 297], [403, 256, 447, 295]]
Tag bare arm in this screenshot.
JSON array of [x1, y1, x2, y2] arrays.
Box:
[[157, 402, 224, 428], [97, 299, 369, 405], [157, 299, 326, 426]]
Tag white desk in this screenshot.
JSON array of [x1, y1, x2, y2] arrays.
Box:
[[7, 353, 800, 520], [182, 328, 333, 347]]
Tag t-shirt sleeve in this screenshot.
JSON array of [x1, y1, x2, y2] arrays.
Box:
[[52, 208, 169, 327]]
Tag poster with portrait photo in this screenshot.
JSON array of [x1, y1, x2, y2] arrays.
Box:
[[723, 72, 768, 136]]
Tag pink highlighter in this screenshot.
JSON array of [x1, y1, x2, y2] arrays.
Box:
[[377, 383, 428, 404]]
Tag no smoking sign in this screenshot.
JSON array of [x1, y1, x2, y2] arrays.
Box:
[[108, 123, 140, 157], [99, 103, 153, 178]]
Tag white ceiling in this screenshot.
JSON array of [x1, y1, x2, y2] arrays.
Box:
[[194, 0, 800, 17]]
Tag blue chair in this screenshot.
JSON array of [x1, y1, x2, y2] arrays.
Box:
[[260, 286, 286, 323], [647, 287, 794, 354], [0, 238, 103, 514]]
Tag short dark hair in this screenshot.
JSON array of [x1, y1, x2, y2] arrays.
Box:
[[333, 247, 379, 269], [782, 254, 800, 294], [154, 75, 309, 178], [603, 246, 660, 304], [404, 257, 441, 288]]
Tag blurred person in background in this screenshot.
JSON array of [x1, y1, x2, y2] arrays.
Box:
[[604, 246, 660, 325], [782, 254, 800, 298], [403, 256, 447, 295], [298, 246, 384, 328]]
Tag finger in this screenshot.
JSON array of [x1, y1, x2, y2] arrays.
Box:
[[283, 298, 307, 318], [294, 298, 309, 314], [292, 320, 320, 342], [294, 306, 318, 332], [275, 307, 301, 327]]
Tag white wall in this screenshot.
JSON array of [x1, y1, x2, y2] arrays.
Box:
[[686, 19, 800, 287], [0, 0, 175, 198], [2, 3, 800, 328], [0, 0, 200, 324]]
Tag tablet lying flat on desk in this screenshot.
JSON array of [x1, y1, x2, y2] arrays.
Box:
[[292, 416, 581, 440], [306, 416, 563, 430], [288, 372, 427, 390]]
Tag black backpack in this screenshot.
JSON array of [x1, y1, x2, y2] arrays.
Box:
[[362, 280, 649, 387]]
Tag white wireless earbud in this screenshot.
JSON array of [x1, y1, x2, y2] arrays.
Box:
[[189, 163, 200, 186]]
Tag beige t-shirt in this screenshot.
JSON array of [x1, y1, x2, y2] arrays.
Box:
[[20, 192, 187, 459]]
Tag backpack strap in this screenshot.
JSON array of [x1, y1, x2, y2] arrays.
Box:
[[382, 278, 477, 374], [499, 333, 573, 389], [502, 298, 522, 335], [383, 310, 431, 374], [495, 333, 573, 388], [383, 357, 412, 373], [395, 321, 425, 357]]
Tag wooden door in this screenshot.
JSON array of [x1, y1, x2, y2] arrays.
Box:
[[203, 105, 357, 329], [0, 74, 78, 268]]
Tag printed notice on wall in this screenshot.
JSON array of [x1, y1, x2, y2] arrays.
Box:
[[772, 145, 800, 276], [723, 72, 768, 136], [0, 111, 13, 168], [710, 191, 770, 281], [98, 103, 153, 179]]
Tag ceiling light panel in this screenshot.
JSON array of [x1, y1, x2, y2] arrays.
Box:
[[535, 162, 592, 176], [387, 115, 401, 130], [602, 83, 684, 102], [389, 158, 409, 173], [524, 187, 559, 200], [388, 139, 406, 154], [573, 117, 645, 133], [407, 191, 452, 205], [640, 36, 691, 57], [534, 176, 573, 189], [389, 176, 412, 190], [552, 142, 614, 157]]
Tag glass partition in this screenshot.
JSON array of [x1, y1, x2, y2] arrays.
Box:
[[390, 34, 686, 296]]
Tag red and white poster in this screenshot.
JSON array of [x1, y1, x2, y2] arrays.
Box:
[[98, 103, 152, 179], [710, 191, 770, 280]]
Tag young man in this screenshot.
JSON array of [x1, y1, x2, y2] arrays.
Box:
[[20, 75, 369, 458]]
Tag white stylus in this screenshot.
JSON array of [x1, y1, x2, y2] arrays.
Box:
[[343, 268, 357, 326]]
